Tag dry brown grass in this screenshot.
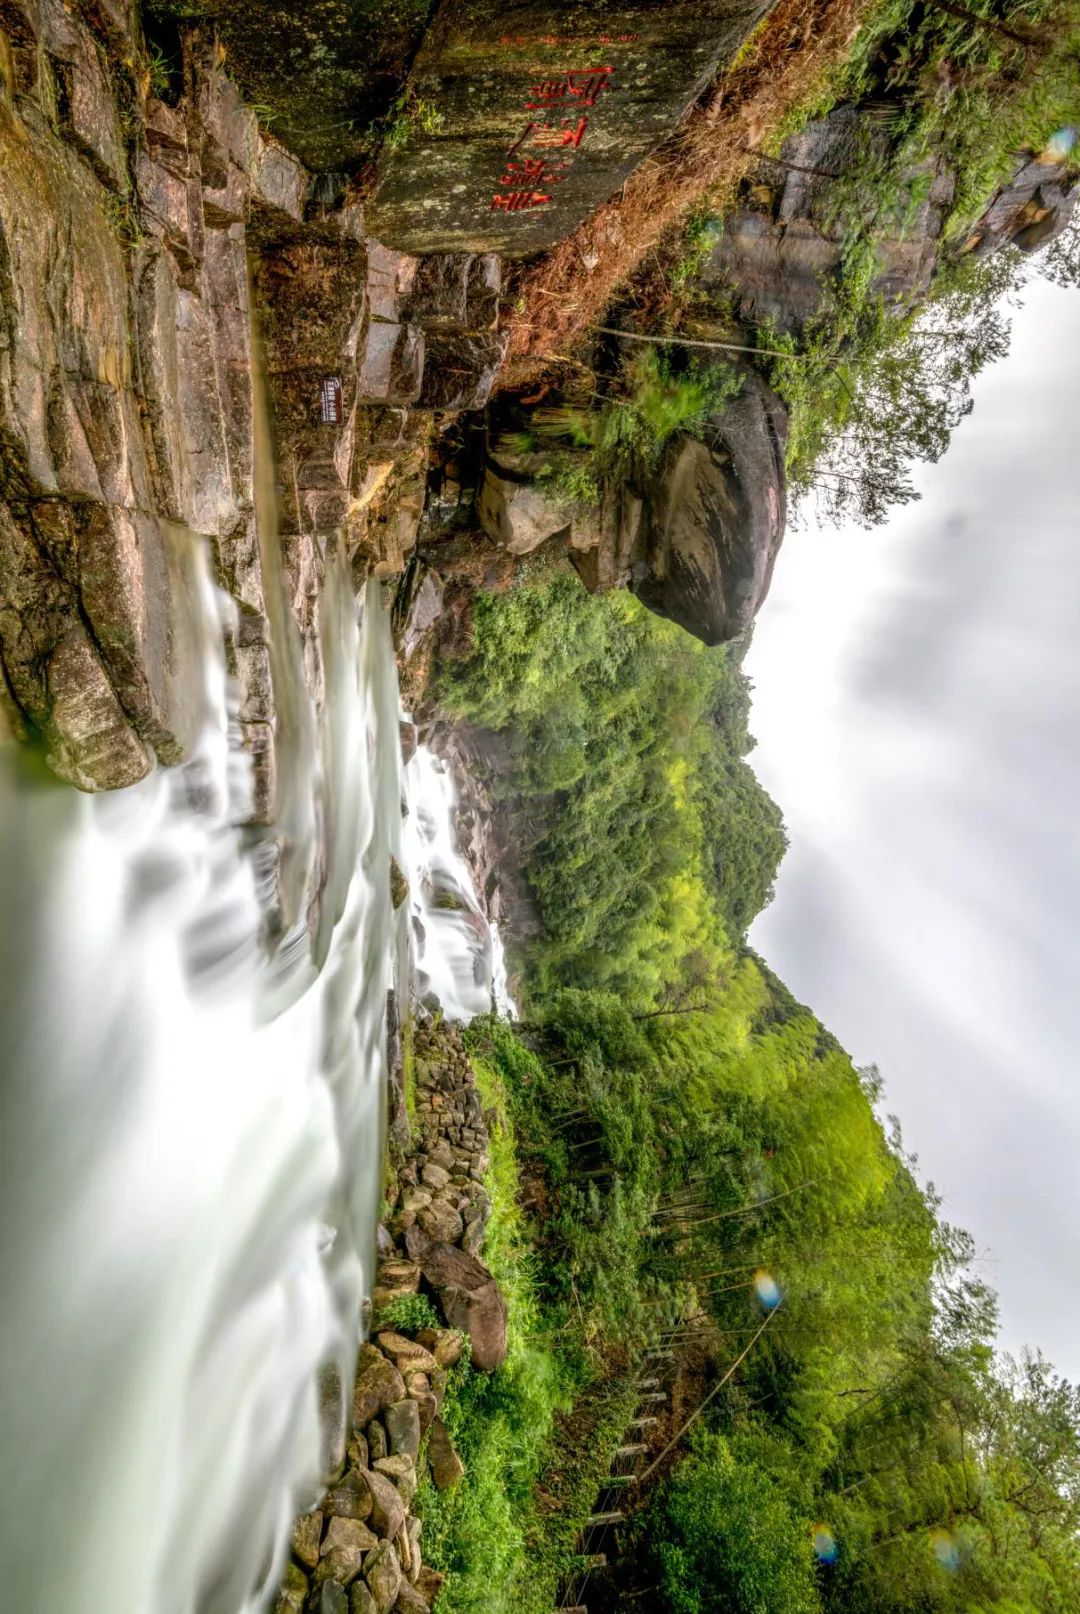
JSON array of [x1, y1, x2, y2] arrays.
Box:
[[503, 0, 878, 378]]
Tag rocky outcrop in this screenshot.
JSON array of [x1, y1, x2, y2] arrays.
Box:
[[387, 1024, 508, 1370], [0, 2, 509, 802], [960, 150, 1079, 258], [704, 103, 956, 334], [704, 105, 1077, 334], [368, 0, 776, 256], [276, 1019, 504, 1612], [633, 368, 788, 645]]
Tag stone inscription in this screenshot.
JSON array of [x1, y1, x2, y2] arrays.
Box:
[[492, 67, 613, 213], [367, 0, 774, 257]]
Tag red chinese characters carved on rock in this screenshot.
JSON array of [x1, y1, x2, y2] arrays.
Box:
[[491, 68, 613, 213], [491, 189, 554, 211], [506, 115, 588, 156], [525, 67, 614, 108], [498, 155, 569, 186]]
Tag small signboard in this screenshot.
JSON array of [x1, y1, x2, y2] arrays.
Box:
[[319, 375, 344, 424]]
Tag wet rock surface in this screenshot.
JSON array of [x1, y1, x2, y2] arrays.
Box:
[[369, 0, 772, 255], [0, 0, 511, 807]]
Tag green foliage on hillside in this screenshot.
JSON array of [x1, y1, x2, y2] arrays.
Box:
[[673, 0, 1080, 527], [526, 346, 744, 504], [767, 0, 1080, 522], [797, 0, 1080, 241], [765, 247, 1020, 524], [451, 979, 1080, 1614], [430, 549, 1080, 1612], [439, 573, 786, 1008]]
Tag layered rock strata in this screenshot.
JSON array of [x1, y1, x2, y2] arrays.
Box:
[[0, 1, 507, 803]]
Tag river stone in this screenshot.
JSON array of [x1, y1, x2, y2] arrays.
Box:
[[410, 1237, 509, 1370], [427, 1417, 465, 1491], [323, 1469, 374, 1522], [363, 1539, 402, 1614], [276, 1560, 309, 1613], [318, 1362, 348, 1483], [395, 1582, 430, 1614], [292, 1509, 324, 1568], [349, 1584, 376, 1614], [366, 1420, 389, 1463], [374, 1452, 418, 1505], [384, 1398, 422, 1460], [324, 1516, 379, 1555], [411, 1391, 440, 1435], [420, 1161, 452, 1191], [313, 1546, 364, 1590], [460, 1216, 486, 1255], [365, 1467, 407, 1540], [389, 856, 410, 910], [376, 1333, 440, 1375], [308, 1582, 348, 1614], [416, 1328, 467, 1368], [353, 1355, 406, 1428], [406, 1515, 423, 1579], [417, 1200, 465, 1245], [376, 1260, 421, 1294], [368, 0, 770, 255]]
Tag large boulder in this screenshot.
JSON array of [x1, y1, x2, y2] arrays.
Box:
[[368, 0, 773, 255], [632, 369, 787, 645], [427, 1417, 465, 1491], [477, 466, 574, 555], [406, 1233, 508, 1370]]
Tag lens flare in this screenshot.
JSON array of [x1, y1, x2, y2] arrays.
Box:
[[753, 1269, 781, 1308], [812, 1525, 838, 1564], [1043, 125, 1077, 160], [930, 1529, 960, 1571]]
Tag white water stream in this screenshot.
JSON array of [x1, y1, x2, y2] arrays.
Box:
[[0, 539, 508, 1612]]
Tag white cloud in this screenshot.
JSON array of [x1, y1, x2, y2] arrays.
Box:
[[747, 276, 1080, 1378]]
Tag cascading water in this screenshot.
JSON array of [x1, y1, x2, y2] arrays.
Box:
[[0, 520, 512, 1613], [0, 536, 404, 1613], [401, 742, 517, 1023]]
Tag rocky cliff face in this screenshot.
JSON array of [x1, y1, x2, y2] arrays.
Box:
[[4, 3, 1077, 803], [0, 0, 506, 804], [703, 104, 956, 333], [704, 103, 1079, 333]]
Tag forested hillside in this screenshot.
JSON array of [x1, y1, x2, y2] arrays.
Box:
[[420, 571, 1080, 1614]]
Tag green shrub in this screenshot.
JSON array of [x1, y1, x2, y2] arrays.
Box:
[[649, 1432, 820, 1614], [372, 1292, 442, 1334]]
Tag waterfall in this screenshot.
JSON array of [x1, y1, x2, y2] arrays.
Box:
[[401, 742, 517, 1023], [0, 526, 514, 1613]]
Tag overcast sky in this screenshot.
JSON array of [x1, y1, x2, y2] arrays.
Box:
[[746, 274, 1080, 1382]]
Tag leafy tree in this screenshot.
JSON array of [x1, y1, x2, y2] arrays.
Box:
[[648, 1431, 820, 1614]]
